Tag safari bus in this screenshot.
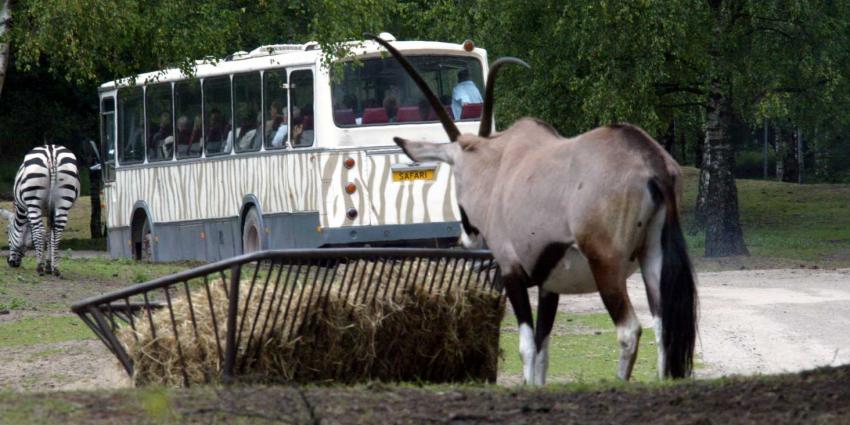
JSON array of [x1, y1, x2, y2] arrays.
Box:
[[97, 34, 489, 262]]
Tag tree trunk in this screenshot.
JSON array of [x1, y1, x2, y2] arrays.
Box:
[[775, 127, 784, 181], [776, 126, 798, 183], [702, 79, 749, 257], [694, 129, 710, 231], [0, 0, 10, 99], [797, 128, 803, 184]]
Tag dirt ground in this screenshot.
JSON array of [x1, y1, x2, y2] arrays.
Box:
[[4, 364, 850, 424], [5, 268, 850, 393], [3, 267, 850, 423]]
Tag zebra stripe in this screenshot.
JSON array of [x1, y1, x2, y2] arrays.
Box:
[[7, 145, 80, 275]]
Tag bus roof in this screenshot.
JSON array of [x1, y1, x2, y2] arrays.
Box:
[[99, 36, 487, 92]]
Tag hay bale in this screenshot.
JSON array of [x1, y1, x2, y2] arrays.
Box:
[[119, 259, 504, 386]]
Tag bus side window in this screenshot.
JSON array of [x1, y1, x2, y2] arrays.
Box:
[[175, 79, 202, 159], [146, 83, 174, 162], [233, 72, 262, 153], [263, 69, 288, 150], [290, 69, 314, 148], [101, 97, 116, 181], [204, 76, 232, 156], [117, 87, 144, 165]]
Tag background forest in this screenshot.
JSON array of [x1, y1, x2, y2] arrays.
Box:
[[1, 0, 849, 257]]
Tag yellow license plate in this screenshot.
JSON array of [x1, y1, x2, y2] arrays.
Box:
[[392, 169, 435, 182]]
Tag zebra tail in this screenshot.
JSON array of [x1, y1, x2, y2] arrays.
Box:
[[47, 147, 57, 229]]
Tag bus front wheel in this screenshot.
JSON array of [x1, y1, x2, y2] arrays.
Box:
[[242, 208, 262, 254]]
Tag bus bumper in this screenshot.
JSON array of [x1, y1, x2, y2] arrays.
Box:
[[320, 221, 461, 246]]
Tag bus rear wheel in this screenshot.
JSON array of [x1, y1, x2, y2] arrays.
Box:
[[242, 208, 262, 254], [133, 218, 153, 261]]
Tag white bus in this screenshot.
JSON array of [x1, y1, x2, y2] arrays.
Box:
[[98, 34, 489, 261]]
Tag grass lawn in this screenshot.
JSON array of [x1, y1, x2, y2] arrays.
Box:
[[500, 312, 660, 383], [1, 196, 105, 251], [677, 167, 850, 270]]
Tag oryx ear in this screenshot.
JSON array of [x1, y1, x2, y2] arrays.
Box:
[[394, 137, 458, 164]]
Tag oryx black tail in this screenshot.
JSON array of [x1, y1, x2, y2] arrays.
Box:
[[652, 179, 698, 378]]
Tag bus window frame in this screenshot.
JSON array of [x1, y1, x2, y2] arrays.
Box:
[[173, 78, 203, 160], [262, 67, 290, 151], [116, 86, 146, 166], [288, 66, 315, 149], [100, 96, 117, 182], [145, 82, 176, 163], [232, 71, 263, 154], [202, 75, 235, 158]]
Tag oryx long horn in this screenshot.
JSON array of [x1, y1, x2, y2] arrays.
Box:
[[478, 57, 530, 138], [365, 33, 461, 142]]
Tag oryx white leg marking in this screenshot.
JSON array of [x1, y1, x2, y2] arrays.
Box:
[[653, 315, 665, 378], [519, 323, 536, 385], [616, 313, 642, 380], [533, 336, 550, 386], [640, 206, 666, 378]]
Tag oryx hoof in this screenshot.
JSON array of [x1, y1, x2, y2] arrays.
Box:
[[36, 264, 45, 276]]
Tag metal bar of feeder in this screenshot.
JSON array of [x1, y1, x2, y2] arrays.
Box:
[[88, 306, 134, 377], [222, 263, 242, 381]]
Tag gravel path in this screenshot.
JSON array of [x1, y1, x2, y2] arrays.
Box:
[[526, 268, 850, 378]]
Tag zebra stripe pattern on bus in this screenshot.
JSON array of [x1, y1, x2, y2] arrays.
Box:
[[107, 149, 458, 230], [7, 145, 80, 276]]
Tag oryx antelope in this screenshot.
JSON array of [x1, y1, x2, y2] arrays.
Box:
[[367, 34, 698, 384], [3, 145, 80, 276]]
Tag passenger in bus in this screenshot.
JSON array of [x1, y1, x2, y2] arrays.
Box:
[[267, 102, 290, 148], [383, 95, 398, 122], [451, 68, 482, 120], [175, 115, 193, 156], [418, 99, 430, 121], [265, 101, 284, 141], [237, 110, 262, 151], [290, 114, 306, 148], [150, 112, 173, 160], [189, 115, 203, 155], [206, 108, 228, 148]]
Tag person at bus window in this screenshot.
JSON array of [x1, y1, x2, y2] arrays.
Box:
[[265, 101, 284, 142], [383, 95, 398, 122], [189, 115, 203, 154], [451, 68, 482, 120], [237, 110, 262, 151], [270, 106, 290, 148], [206, 108, 227, 144], [290, 114, 305, 148], [149, 112, 172, 159], [175, 115, 192, 156], [418, 98, 430, 121]]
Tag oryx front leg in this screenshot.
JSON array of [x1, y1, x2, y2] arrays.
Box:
[[503, 272, 535, 385], [590, 258, 641, 381], [533, 289, 559, 386]]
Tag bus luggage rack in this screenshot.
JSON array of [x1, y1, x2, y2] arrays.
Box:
[[71, 248, 502, 386]]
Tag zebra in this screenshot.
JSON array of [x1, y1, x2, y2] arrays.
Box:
[[3, 145, 80, 276]]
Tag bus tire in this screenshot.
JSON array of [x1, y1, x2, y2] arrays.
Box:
[[242, 207, 262, 254], [133, 215, 153, 261]]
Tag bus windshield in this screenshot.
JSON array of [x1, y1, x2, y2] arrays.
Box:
[[331, 55, 484, 127]]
